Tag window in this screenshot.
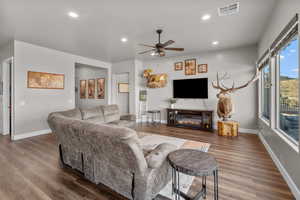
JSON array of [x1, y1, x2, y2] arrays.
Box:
[[261, 65, 271, 120], [277, 37, 299, 143]]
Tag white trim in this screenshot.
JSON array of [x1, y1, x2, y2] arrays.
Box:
[[259, 132, 300, 199], [238, 128, 258, 134], [273, 128, 299, 153], [12, 129, 51, 141]]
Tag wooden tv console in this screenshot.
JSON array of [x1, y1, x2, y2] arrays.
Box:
[[167, 108, 214, 132]]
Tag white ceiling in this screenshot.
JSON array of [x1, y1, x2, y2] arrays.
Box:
[[0, 0, 276, 62]]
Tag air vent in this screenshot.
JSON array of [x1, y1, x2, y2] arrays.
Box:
[[218, 2, 239, 16]]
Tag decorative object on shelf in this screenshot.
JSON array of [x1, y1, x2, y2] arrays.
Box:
[[198, 64, 208, 73], [80, 80, 87, 99], [139, 29, 184, 57], [27, 71, 64, 89], [143, 69, 168, 88], [174, 62, 183, 71], [139, 90, 147, 101], [96, 78, 105, 99], [88, 79, 95, 99], [168, 98, 177, 109], [212, 68, 259, 121], [185, 59, 197, 75], [118, 83, 129, 93], [218, 120, 239, 136]]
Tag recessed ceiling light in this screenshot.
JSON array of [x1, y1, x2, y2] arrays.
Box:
[[68, 12, 79, 19], [212, 41, 219, 46], [121, 37, 128, 43], [151, 52, 156, 56], [202, 14, 211, 21]]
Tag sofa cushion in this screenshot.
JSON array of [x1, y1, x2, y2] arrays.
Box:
[[80, 106, 105, 123], [102, 104, 120, 123], [56, 108, 82, 120], [108, 120, 135, 128]]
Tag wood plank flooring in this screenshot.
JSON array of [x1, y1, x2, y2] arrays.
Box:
[[0, 124, 294, 200]]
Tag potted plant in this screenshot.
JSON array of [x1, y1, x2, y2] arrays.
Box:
[[169, 98, 177, 109]]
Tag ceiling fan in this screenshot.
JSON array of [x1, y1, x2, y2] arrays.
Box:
[[139, 29, 184, 57]]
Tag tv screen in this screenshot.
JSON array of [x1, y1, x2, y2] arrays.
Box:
[[173, 78, 208, 99]]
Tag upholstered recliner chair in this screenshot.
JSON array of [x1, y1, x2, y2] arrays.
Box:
[[48, 105, 176, 200]]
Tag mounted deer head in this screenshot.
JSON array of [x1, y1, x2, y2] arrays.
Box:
[[212, 68, 260, 121]]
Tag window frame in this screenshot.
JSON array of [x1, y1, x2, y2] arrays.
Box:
[[258, 14, 299, 151], [274, 36, 299, 147], [260, 63, 271, 124]]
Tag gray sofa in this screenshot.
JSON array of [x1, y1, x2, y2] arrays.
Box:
[[47, 104, 176, 200]]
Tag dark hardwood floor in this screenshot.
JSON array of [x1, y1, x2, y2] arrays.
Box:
[[0, 124, 294, 200]]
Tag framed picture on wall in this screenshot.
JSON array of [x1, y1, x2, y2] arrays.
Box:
[[184, 59, 197, 75], [96, 78, 105, 99], [88, 79, 95, 98], [174, 62, 183, 71], [27, 71, 64, 89], [118, 83, 129, 93], [198, 64, 208, 73], [80, 80, 87, 99]]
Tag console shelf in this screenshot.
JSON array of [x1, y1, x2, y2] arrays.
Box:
[[167, 108, 214, 132]]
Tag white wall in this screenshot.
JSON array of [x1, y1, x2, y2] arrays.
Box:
[[259, 0, 300, 54], [75, 63, 108, 109], [258, 0, 300, 198], [13, 40, 111, 137], [142, 45, 258, 130]]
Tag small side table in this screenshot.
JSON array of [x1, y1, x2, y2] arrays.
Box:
[[218, 120, 239, 136], [147, 110, 161, 125], [168, 149, 219, 200]]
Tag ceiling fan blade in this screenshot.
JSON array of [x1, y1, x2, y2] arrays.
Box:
[[164, 47, 184, 51], [162, 40, 175, 47], [139, 44, 156, 48], [138, 49, 155, 54]]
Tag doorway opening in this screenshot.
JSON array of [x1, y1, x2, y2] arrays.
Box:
[[112, 73, 130, 115], [1, 58, 14, 140]]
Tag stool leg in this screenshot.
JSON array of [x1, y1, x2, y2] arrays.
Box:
[[214, 170, 219, 200], [177, 171, 180, 200], [202, 176, 207, 199]]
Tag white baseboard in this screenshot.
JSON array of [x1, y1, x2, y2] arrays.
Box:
[[238, 128, 258, 134], [12, 129, 52, 141], [259, 132, 300, 199]]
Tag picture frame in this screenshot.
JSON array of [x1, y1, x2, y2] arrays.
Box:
[[118, 83, 129, 93], [184, 59, 197, 75], [96, 78, 105, 99], [174, 62, 183, 71], [27, 71, 64, 89], [88, 79, 95, 99], [80, 80, 87, 99], [198, 64, 208, 73]]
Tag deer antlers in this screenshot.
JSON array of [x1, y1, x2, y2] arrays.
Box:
[[212, 68, 260, 93]]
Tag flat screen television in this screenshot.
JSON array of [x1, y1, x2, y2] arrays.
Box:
[[173, 78, 208, 99]]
